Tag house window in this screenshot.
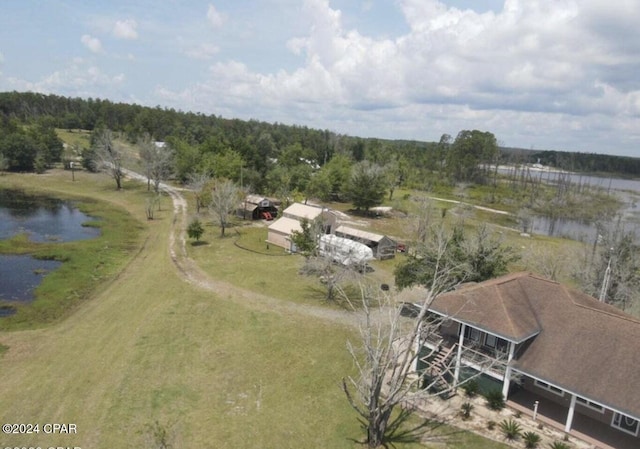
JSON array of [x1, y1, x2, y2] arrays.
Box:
[[576, 397, 604, 414], [484, 334, 497, 348], [464, 326, 481, 343], [534, 379, 565, 397], [612, 412, 640, 436]]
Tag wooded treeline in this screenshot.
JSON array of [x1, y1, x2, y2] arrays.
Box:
[[2, 91, 638, 182]]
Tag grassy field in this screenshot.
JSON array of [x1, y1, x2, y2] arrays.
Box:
[[0, 169, 510, 449]]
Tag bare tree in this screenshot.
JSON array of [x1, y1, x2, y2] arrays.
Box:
[[94, 129, 125, 190], [408, 197, 435, 245], [209, 178, 240, 237], [573, 217, 640, 310], [343, 244, 503, 448], [138, 136, 174, 193], [187, 171, 212, 214], [300, 253, 360, 301]]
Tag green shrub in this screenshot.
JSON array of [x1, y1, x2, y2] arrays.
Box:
[[187, 218, 205, 241], [487, 420, 496, 430], [498, 418, 522, 441], [460, 402, 474, 420], [548, 442, 571, 449], [484, 389, 505, 410], [461, 379, 479, 397], [523, 431, 541, 448]]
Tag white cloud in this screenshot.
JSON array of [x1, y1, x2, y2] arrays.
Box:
[[207, 4, 225, 28], [80, 34, 102, 53], [153, 0, 640, 154], [4, 60, 124, 98], [113, 19, 138, 40]]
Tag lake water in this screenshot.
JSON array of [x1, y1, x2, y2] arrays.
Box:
[[0, 190, 100, 242], [0, 254, 62, 302], [499, 167, 640, 241], [0, 190, 100, 311]]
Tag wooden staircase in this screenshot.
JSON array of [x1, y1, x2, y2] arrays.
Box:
[[423, 344, 457, 398]]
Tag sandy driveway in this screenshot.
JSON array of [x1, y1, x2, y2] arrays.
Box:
[[129, 171, 365, 328]]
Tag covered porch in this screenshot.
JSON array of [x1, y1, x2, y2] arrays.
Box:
[[508, 388, 639, 449]]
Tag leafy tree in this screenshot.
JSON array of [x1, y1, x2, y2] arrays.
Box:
[[446, 130, 498, 183], [395, 222, 519, 290], [321, 154, 352, 201], [81, 146, 99, 172], [29, 122, 63, 166], [305, 170, 333, 202], [187, 218, 205, 242], [0, 152, 8, 173], [345, 160, 387, 213], [0, 133, 38, 171], [384, 156, 409, 201], [290, 217, 320, 257], [170, 138, 202, 182], [209, 178, 240, 237]]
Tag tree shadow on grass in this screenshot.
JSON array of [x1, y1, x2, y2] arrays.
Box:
[[190, 240, 208, 247], [345, 410, 464, 449], [303, 283, 373, 311], [384, 408, 468, 448]]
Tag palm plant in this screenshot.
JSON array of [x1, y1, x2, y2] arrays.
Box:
[[499, 418, 522, 441], [523, 431, 542, 448], [460, 402, 474, 420], [484, 389, 505, 410]]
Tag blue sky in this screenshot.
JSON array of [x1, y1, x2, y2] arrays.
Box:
[[1, 0, 639, 157]]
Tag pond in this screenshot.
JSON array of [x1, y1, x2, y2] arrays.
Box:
[[498, 166, 640, 241], [0, 189, 100, 242], [0, 189, 100, 315], [0, 254, 62, 304]]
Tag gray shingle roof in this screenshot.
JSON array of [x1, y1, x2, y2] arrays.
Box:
[[429, 272, 640, 418]]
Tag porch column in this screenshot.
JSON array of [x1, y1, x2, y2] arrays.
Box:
[[501, 342, 516, 399], [411, 322, 421, 373], [453, 323, 465, 386], [565, 394, 577, 433]]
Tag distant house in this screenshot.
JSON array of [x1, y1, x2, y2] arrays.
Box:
[[334, 225, 397, 259], [266, 203, 339, 250], [238, 195, 279, 220], [414, 272, 640, 449]]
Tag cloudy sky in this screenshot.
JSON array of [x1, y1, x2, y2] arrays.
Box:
[[1, 0, 639, 156]]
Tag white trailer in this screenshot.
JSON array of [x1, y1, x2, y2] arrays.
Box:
[[318, 234, 374, 266]]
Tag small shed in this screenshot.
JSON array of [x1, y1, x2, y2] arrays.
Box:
[[266, 217, 302, 251], [238, 195, 279, 220], [282, 202, 339, 234], [282, 203, 324, 221], [334, 225, 397, 260]]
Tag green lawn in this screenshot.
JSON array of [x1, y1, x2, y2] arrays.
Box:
[[0, 169, 515, 448]]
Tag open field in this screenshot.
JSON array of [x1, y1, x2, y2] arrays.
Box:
[[0, 170, 510, 448]]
